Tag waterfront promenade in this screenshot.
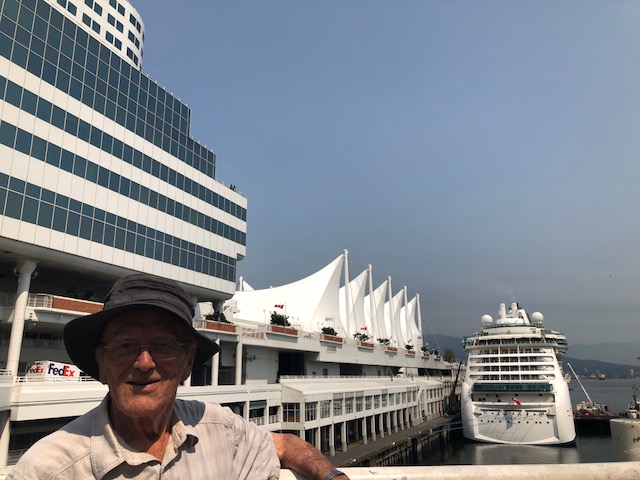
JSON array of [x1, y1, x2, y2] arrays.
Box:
[[330, 416, 456, 467]]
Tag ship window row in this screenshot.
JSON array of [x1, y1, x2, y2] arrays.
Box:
[[0, 75, 246, 222], [0, 173, 238, 281], [0, 120, 247, 246], [1, 0, 201, 169]]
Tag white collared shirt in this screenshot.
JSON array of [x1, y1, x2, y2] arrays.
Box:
[[8, 396, 280, 479]]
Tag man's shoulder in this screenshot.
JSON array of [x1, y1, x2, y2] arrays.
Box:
[[8, 417, 93, 479], [174, 398, 238, 426]]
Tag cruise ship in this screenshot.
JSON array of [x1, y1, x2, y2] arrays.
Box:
[[0, 0, 456, 470], [461, 302, 575, 445]]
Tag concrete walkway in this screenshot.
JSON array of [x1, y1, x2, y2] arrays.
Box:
[[330, 416, 456, 467]]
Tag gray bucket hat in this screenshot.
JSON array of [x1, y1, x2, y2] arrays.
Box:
[[63, 273, 220, 380]]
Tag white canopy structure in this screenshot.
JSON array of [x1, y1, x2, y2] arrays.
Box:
[[222, 250, 424, 346]]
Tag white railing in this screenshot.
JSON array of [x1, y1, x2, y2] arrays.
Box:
[[280, 462, 640, 480], [14, 375, 96, 383]]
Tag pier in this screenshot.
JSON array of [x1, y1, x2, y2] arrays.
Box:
[[329, 416, 455, 467]]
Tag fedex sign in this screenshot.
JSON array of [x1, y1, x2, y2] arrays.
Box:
[[26, 361, 80, 381]]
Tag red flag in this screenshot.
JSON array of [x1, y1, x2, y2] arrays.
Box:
[[512, 397, 522, 406], [274, 304, 284, 309]]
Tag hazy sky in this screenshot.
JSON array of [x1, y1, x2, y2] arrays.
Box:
[[133, 1, 640, 349]]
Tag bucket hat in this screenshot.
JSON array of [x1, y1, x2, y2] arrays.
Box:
[[63, 273, 220, 380]]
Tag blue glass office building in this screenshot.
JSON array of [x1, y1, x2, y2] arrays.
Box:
[[0, 0, 247, 298]]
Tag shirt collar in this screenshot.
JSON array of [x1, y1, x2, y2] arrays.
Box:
[[89, 395, 199, 479]]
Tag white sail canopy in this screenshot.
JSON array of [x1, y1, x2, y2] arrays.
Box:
[[339, 269, 368, 338], [230, 254, 344, 331], [221, 251, 425, 347]]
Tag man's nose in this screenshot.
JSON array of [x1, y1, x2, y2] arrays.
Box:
[[133, 348, 156, 370]]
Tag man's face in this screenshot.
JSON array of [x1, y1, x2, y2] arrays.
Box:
[[95, 307, 196, 421]]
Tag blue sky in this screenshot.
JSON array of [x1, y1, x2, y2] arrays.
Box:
[[133, 1, 640, 349]]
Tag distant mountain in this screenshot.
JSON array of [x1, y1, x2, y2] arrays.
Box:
[[563, 357, 638, 378], [424, 334, 640, 377], [567, 342, 640, 366]]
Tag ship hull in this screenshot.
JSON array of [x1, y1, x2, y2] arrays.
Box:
[[461, 382, 576, 445]]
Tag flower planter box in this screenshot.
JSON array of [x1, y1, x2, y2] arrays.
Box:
[[422, 353, 430, 359], [321, 334, 343, 344], [206, 321, 237, 333], [405, 350, 415, 356], [269, 325, 299, 337], [385, 346, 398, 353], [434, 355, 441, 361], [358, 341, 375, 349]]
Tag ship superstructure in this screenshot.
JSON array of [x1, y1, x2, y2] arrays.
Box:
[[461, 302, 575, 445]]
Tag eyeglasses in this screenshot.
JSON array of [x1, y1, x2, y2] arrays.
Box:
[[100, 339, 189, 363]]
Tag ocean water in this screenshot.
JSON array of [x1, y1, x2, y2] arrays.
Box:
[[422, 377, 638, 466]]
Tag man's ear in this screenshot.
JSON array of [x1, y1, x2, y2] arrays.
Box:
[[95, 348, 108, 385], [181, 343, 197, 382]]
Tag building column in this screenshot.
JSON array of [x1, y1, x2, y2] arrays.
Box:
[[370, 415, 376, 442], [400, 408, 405, 431], [6, 259, 37, 376], [341, 421, 347, 452], [211, 339, 220, 385], [361, 416, 368, 445], [1, 259, 37, 468], [394, 410, 399, 433], [235, 339, 242, 385], [315, 427, 321, 450], [378, 414, 384, 439], [386, 412, 392, 436], [329, 423, 335, 456]]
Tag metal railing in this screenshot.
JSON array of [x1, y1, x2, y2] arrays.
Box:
[[278, 462, 640, 480]]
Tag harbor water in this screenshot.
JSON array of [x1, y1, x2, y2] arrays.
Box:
[[421, 378, 637, 466]]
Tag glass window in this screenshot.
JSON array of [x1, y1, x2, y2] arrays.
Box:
[[79, 216, 92, 239], [31, 136, 46, 160], [5, 191, 23, 219], [114, 227, 125, 249], [37, 201, 53, 228], [36, 97, 52, 121], [52, 206, 66, 231], [5, 81, 22, 108], [60, 150, 74, 172], [15, 129, 32, 155], [0, 122, 17, 147], [45, 143, 61, 167], [22, 196, 38, 223], [51, 105, 66, 130], [66, 211, 79, 236]]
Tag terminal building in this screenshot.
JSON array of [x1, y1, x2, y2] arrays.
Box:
[[0, 0, 456, 470]]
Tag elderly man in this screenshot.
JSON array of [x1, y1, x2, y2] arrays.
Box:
[[9, 274, 348, 480]]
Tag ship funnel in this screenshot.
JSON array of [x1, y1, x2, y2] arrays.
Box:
[[499, 303, 506, 319]]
